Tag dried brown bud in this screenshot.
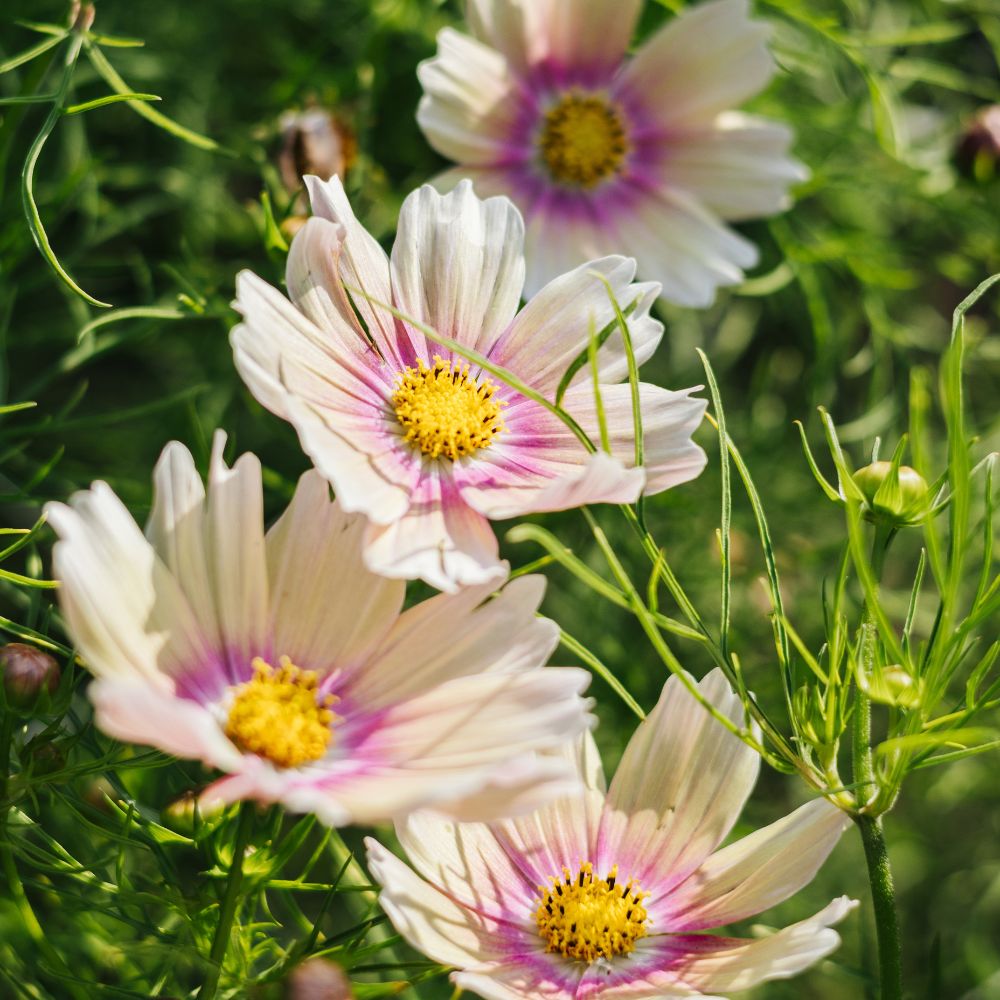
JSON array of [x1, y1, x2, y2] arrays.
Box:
[[279, 109, 356, 192], [0, 643, 60, 711], [285, 958, 353, 1000], [955, 105, 1000, 181]]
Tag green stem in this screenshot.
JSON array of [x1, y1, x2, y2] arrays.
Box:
[[198, 803, 255, 1000], [855, 814, 903, 1000]]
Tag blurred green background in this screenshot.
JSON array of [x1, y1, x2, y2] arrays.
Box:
[[1, 0, 999, 996]]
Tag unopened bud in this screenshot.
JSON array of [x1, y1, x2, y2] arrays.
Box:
[[955, 106, 1000, 182], [853, 461, 929, 527], [864, 664, 921, 709], [285, 958, 354, 1000], [279, 109, 356, 192], [161, 789, 225, 836], [0, 643, 60, 711]]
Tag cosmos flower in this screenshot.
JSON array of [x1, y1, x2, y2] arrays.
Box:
[[417, 0, 808, 304], [231, 177, 707, 593], [45, 435, 595, 826], [367, 669, 855, 999]]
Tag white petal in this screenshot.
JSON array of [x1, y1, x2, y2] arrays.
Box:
[[665, 798, 851, 931], [46, 484, 207, 686], [616, 0, 775, 127], [663, 112, 809, 221], [346, 575, 557, 710], [599, 670, 760, 895], [362, 467, 504, 592], [366, 838, 513, 968], [614, 186, 759, 308], [88, 678, 242, 770], [491, 256, 663, 395], [390, 182, 525, 360], [466, 0, 641, 80], [521, 207, 608, 300], [417, 29, 521, 165], [675, 897, 859, 993], [303, 174, 403, 366], [265, 471, 405, 671]]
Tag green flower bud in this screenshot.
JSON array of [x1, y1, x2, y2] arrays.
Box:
[[853, 461, 929, 527], [863, 664, 922, 709], [0, 643, 61, 712], [160, 790, 225, 837]]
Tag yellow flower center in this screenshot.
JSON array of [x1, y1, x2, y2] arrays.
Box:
[[225, 657, 340, 769], [392, 355, 507, 461], [535, 863, 650, 963], [539, 94, 629, 188]]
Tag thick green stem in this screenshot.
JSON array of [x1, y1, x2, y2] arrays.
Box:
[[198, 803, 255, 1000], [855, 814, 903, 1000]]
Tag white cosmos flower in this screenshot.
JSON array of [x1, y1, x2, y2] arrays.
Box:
[[367, 669, 856, 999], [417, 0, 809, 304], [45, 434, 595, 826], [231, 178, 707, 593]]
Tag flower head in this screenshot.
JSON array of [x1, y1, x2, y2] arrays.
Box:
[[367, 669, 855, 999], [417, 0, 808, 304], [232, 178, 707, 592], [45, 435, 594, 826]]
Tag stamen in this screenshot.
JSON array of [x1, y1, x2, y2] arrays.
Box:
[[539, 94, 629, 188], [535, 862, 649, 963], [225, 656, 340, 768], [392, 355, 507, 461]]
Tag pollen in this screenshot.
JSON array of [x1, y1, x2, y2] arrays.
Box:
[[225, 657, 340, 769], [535, 863, 650, 963], [392, 355, 507, 461], [539, 94, 629, 188]]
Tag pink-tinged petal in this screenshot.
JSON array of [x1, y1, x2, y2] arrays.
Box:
[[664, 798, 851, 932], [432, 165, 524, 200], [346, 575, 557, 710], [329, 668, 592, 824], [460, 449, 644, 521], [459, 383, 705, 518], [491, 256, 663, 395], [466, 0, 642, 82], [390, 182, 525, 360], [362, 467, 504, 593], [265, 471, 405, 672], [670, 897, 859, 993], [616, 0, 775, 128], [490, 732, 605, 886], [522, 207, 608, 300], [88, 679, 242, 771], [366, 838, 518, 967], [572, 936, 712, 1000], [231, 271, 411, 525], [613, 186, 758, 308], [396, 811, 539, 924], [46, 486, 208, 687], [453, 963, 581, 1000], [285, 216, 383, 359], [303, 174, 404, 366], [663, 112, 809, 222], [598, 670, 760, 899], [417, 29, 522, 166], [204, 434, 269, 672]]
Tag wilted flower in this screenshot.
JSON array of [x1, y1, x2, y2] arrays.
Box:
[[955, 105, 1000, 181], [0, 642, 60, 711], [285, 958, 353, 1000], [368, 669, 855, 1000], [46, 435, 594, 825], [416, 0, 807, 303], [232, 177, 707, 592], [279, 107, 357, 193]]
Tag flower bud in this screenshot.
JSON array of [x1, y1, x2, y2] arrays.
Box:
[[0, 643, 60, 711], [853, 461, 929, 527], [161, 789, 225, 837], [955, 105, 1000, 182], [285, 958, 354, 1000], [861, 664, 921, 709], [279, 108, 356, 193]]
